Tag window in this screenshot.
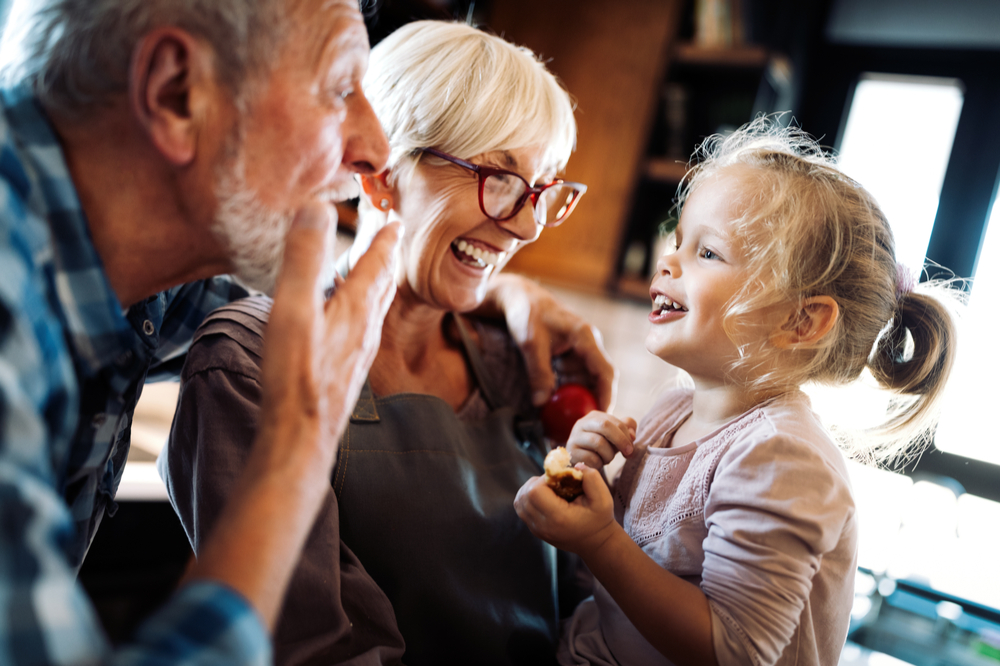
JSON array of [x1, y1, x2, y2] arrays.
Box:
[[797, 36, 1000, 641], [837, 74, 964, 274], [936, 191, 1000, 466]]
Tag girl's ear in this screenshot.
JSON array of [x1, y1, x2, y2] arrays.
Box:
[[771, 296, 840, 349]]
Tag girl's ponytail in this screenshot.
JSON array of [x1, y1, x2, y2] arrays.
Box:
[[865, 280, 963, 463]]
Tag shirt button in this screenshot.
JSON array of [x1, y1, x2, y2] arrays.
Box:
[[92, 413, 106, 428], [142, 319, 155, 336]]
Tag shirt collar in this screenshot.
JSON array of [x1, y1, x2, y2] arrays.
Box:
[[2, 83, 140, 377]]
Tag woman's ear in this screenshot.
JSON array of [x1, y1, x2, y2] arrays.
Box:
[[771, 296, 840, 349], [360, 171, 393, 210]]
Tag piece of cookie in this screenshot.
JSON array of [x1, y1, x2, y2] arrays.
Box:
[[544, 446, 584, 501]]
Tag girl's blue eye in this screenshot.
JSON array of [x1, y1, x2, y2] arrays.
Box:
[[700, 248, 719, 260]]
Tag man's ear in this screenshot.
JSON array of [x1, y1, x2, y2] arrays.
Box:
[[770, 295, 840, 349], [129, 27, 216, 166]]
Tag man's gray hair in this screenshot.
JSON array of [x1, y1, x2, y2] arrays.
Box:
[[0, 0, 286, 115]]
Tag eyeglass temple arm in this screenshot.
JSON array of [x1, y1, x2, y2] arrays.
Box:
[[422, 147, 481, 172]]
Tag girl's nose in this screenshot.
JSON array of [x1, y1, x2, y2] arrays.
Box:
[[656, 248, 680, 277]]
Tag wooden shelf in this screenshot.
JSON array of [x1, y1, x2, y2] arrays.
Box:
[[673, 42, 768, 68], [644, 158, 689, 183]]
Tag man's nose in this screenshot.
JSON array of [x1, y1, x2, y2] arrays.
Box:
[[343, 89, 389, 175]]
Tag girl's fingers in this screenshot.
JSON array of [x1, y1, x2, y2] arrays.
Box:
[[571, 448, 606, 471], [576, 412, 635, 457]]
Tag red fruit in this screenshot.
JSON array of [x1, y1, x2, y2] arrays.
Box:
[[540, 383, 598, 444]]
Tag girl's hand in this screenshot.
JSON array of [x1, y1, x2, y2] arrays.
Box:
[[514, 465, 619, 557], [567, 411, 638, 469]]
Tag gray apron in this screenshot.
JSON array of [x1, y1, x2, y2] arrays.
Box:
[[333, 315, 558, 665]]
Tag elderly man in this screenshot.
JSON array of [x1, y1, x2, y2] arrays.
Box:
[[0, 0, 613, 663]]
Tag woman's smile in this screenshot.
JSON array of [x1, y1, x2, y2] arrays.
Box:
[[450, 238, 506, 269]]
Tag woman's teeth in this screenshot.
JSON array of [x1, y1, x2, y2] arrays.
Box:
[[453, 239, 503, 267], [653, 294, 687, 313]]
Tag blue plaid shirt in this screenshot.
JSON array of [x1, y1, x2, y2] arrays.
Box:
[[0, 84, 269, 663]]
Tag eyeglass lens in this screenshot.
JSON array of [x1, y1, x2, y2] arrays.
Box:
[[483, 173, 581, 226]]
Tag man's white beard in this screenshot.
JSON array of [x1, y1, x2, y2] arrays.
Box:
[[212, 154, 342, 294], [212, 156, 294, 294]]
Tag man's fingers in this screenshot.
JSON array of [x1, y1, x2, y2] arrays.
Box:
[[272, 203, 332, 310], [262, 204, 333, 401], [318, 222, 401, 413], [331, 221, 400, 309]]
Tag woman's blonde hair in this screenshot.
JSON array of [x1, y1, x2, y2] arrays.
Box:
[[360, 20, 576, 192], [677, 116, 964, 465]]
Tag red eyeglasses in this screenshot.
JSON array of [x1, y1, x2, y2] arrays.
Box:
[[421, 147, 587, 227]]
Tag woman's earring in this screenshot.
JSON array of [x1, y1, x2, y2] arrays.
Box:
[[380, 198, 391, 210]]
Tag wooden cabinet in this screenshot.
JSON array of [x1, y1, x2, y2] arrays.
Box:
[[488, 0, 685, 293], [489, 0, 786, 297]]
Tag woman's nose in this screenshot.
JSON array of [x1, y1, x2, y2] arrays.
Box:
[[498, 201, 542, 242]]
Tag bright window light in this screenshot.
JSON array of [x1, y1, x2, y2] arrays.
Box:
[[804, 74, 1000, 613], [935, 187, 1000, 465], [836, 74, 965, 274]]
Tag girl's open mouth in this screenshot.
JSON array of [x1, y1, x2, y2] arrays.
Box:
[[652, 293, 688, 315]]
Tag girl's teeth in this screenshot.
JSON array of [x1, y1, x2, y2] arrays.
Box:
[[453, 240, 501, 267], [652, 294, 687, 313]]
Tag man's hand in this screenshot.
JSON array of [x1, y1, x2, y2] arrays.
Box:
[[567, 411, 638, 470], [483, 273, 617, 410], [264, 205, 398, 453], [189, 203, 399, 628], [514, 466, 619, 558]]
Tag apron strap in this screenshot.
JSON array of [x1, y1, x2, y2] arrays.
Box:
[[351, 380, 380, 422], [454, 315, 546, 466]]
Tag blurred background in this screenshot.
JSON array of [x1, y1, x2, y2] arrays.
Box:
[[364, 4, 1000, 662], [4, 0, 998, 663]]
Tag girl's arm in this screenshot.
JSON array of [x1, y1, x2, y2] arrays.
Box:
[[515, 470, 718, 665]]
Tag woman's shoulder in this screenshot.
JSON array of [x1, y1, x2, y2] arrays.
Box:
[[182, 294, 273, 380]]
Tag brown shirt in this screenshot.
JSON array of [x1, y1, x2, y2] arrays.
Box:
[[160, 295, 568, 664], [159, 296, 406, 665]]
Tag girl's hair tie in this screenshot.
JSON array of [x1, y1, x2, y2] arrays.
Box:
[[896, 262, 916, 299]]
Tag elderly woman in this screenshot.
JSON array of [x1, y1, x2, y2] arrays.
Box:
[[163, 20, 596, 665]]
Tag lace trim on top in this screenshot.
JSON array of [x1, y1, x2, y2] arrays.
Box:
[[617, 393, 769, 548]]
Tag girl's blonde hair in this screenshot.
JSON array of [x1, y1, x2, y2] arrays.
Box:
[[677, 117, 963, 465], [360, 20, 576, 194]]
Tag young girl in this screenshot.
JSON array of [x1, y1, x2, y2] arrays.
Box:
[[515, 119, 961, 666]]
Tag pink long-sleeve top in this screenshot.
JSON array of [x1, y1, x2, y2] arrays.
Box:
[[560, 388, 858, 666]]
